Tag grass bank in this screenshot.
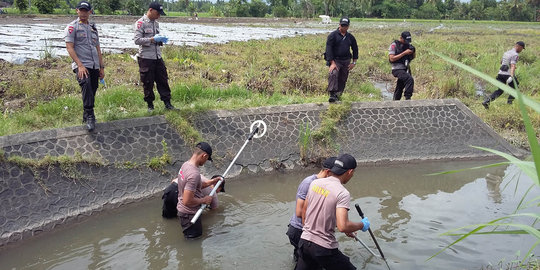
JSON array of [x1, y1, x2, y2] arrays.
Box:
[[0, 19, 538, 148]]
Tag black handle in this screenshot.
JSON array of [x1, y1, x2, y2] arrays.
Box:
[[248, 127, 259, 140], [355, 203, 386, 260]]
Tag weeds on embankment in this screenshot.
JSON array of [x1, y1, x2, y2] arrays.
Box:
[[0, 20, 538, 148]]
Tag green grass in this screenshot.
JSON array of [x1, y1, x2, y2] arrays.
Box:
[[0, 19, 539, 148]]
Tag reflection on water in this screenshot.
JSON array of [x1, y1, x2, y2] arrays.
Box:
[[0, 160, 538, 269]]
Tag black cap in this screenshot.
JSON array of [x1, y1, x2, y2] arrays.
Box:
[[149, 1, 166, 16], [339, 17, 350, 26], [331, 154, 357, 175], [76, 1, 92, 10], [322, 156, 337, 169], [196, 142, 213, 161], [401, 31, 412, 43], [516, 41, 525, 49]]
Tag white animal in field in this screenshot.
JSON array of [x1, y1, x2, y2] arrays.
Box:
[[319, 15, 331, 24]]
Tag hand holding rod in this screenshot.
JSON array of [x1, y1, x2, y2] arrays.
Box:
[[355, 204, 386, 260], [190, 127, 260, 224]]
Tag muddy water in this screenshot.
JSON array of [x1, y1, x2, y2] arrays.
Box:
[[0, 22, 327, 63], [0, 160, 538, 269]]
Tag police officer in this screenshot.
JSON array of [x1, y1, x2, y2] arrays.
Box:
[[65, 1, 104, 131], [482, 41, 525, 109], [325, 17, 358, 103], [134, 1, 176, 112], [389, 31, 416, 100]]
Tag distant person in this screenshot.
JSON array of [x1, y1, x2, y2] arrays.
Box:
[[482, 41, 525, 109], [286, 157, 336, 261], [162, 174, 223, 218], [177, 142, 223, 239], [296, 154, 370, 270], [194, 12, 199, 20], [388, 31, 416, 100], [134, 1, 176, 112], [325, 17, 358, 103], [65, 1, 105, 131]]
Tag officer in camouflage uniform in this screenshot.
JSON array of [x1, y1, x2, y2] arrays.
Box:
[[482, 41, 525, 109], [65, 1, 104, 131], [134, 1, 176, 112]]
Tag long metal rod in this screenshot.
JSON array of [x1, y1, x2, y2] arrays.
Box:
[[354, 235, 380, 258], [190, 127, 259, 224], [355, 204, 392, 270]]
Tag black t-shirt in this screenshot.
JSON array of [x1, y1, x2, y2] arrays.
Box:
[[325, 29, 359, 61]]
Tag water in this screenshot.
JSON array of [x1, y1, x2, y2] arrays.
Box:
[[0, 22, 328, 63], [0, 160, 538, 269]]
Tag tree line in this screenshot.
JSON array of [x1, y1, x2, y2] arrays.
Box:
[[8, 0, 540, 21]]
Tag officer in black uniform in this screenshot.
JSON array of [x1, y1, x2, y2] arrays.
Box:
[[325, 17, 359, 103], [388, 31, 415, 100]]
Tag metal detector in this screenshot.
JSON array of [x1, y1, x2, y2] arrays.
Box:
[[355, 203, 392, 270], [190, 120, 267, 224]]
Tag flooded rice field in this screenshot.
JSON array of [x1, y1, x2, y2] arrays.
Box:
[[0, 160, 538, 269], [0, 20, 328, 63]]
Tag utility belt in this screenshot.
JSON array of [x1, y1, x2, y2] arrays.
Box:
[[499, 64, 509, 72], [334, 56, 351, 61]]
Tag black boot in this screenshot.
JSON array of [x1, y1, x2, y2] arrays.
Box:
[[164, 100, 176, 110], [147, 102, 154, 112], [86, 115, 95, 132]]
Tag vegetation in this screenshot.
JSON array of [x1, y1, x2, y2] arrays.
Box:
[[429, 52, 540, 267], [0, 0, 538, 21]]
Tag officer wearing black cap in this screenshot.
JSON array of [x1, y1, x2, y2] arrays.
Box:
[[325, 17, 359, 103], [134, 1, 176, 112], [296, 154, 370, 270], [176, 142, 223, 239], [388, 31, 416, 100], [482, 41, 526, 109], [65, 1, 105, 131]]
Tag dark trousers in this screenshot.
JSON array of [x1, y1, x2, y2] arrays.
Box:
[[392, 69, 414, 100], [295, 239, 356, 270], [179, 213, 203, 239], [138, 57, 172, 103], [286, 224, 303, 261], [75, 68, 99, 121], [327, 59, 351, 97], [485, 74, 518, 104]]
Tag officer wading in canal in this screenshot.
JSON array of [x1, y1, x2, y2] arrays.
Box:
[[388, 31, 416, 100], [65, 1, 105, 132], [482, 41, 526, 109], [134, 1, 176, 112], [325, 17, 359, 103]]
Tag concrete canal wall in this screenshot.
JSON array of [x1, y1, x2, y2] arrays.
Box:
[[0, 99, 526, 247]]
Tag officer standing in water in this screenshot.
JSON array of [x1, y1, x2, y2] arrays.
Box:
[[134, 1, 176, 112], [65, 1, 105, 131]]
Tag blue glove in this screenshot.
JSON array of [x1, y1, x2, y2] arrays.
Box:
[[99, 78, 106, 87], [361, 217, 370, 232], [153, 34, 168, 44]]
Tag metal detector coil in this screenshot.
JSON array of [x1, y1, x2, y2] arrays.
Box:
[[250, 120, 267, 139], [190, 120, 267, 225]]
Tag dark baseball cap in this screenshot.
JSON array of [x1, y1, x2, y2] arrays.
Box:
[[149, 1, 166, 15], [322, 156, 337, 169], [76, 1, 92, 10], [339, 17, 350, 26], [516, 41, 525, 49], [331, 154, 357, 175], [196, 142, 212, 161], [401, 31, 412, 43]]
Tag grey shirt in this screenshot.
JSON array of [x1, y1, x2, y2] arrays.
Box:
[[134, 14, 162, 60], [498, 48, 519, 76], [64, 19, 101, 70], [388, 41, 406, 70]]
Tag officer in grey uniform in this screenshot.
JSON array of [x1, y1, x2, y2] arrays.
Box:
[[65, 1, 104, 131], [482, 41, 525, 109], [388, 31, 415, 100], [134, 1, 176, 112]]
